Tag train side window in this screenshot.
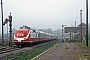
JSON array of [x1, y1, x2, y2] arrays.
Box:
[[36, 33, 37, 37], [43, 34, 45, 37], [41, 33, 42, 37], [33, 34, 35, 37], [33, 33, 36, 37], [40, 34, 42, 37], [42, 34, 43, 37], [38, 33, 40, 37]]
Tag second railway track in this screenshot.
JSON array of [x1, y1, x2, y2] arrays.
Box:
[[0, 47, 20, 54]]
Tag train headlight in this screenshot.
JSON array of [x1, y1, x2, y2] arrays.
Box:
[[24, 38, 26, 40]]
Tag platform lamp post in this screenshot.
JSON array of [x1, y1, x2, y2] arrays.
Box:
[[1, 0, 4, 46], [80, 10, 82, 42], [75, 21, 77, 40], [3, 13, 12, 47], [86, 0, 88, 46], [62, 25, 66, 43], [7, 21, 8, 46], [9, 13, 12, 47]]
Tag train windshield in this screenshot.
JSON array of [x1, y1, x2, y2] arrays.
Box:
[[15, 29, 29, 38]]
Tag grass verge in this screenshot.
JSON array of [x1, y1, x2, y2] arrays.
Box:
[[74, 41, 90, 58], [74, 41, 90, 49], [4, 40, 61, 60]]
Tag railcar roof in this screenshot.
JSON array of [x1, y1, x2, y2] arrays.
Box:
[[16, 29, 29, 31]]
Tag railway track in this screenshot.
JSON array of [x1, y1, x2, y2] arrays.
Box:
[[0, 46, 31, 60], [0, 40, 56, 60], [0, 47, 20, 54], [0, 40, 55, 54]]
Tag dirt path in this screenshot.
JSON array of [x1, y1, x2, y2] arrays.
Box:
[[35, 43, 90, 60]]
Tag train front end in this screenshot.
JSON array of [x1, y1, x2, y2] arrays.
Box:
[[14, 29, 30, 47]]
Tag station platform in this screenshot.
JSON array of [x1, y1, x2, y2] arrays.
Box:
[[34, 43, 90, 60]]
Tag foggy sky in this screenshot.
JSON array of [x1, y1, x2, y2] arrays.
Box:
[[0, 0, 90, 33]]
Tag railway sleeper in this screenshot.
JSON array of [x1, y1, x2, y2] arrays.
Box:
[[11, 56, 20, 60], [0, 51, 6, 54]]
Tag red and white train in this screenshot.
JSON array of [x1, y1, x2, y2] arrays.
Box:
[[14, 26, 57, 47]]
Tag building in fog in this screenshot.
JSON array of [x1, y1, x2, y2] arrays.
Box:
[[54, 29, 62, 39], [78, 23, 86, 40], [38, 28, 53, 34], [64, 23, 86, 40]]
